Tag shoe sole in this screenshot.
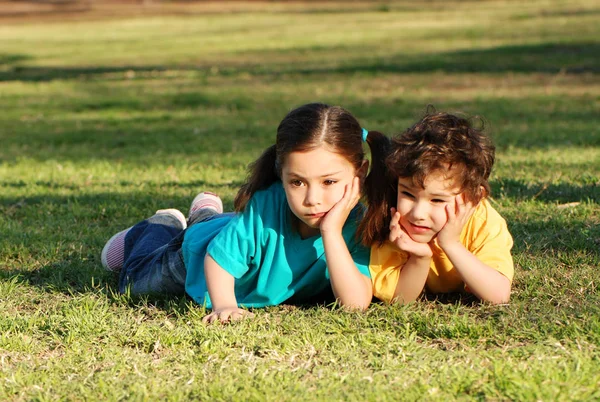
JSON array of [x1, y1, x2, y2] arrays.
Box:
[[190, 192, 223, 215]]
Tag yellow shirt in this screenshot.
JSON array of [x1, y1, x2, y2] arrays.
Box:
[[369, 199, 514, 303]]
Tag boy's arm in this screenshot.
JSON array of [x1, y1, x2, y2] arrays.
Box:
[[203, 254, 254, 323], [440, 243, 511, 303], [436, 195, 511, 304], [392, 255, 431, 304], [388, 208, 433, 304]]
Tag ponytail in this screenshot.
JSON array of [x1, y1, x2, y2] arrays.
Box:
[[359, 131, 396, 246], [234, 144, 278, 212]]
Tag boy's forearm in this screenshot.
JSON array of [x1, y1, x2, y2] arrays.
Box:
[[322, 232, 372, 310], [392, 255, 430, 304], [203, 254, 238, 310], [441, 243, 511, 304]]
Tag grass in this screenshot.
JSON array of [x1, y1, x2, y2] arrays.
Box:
[[1, 0, 599, 400]]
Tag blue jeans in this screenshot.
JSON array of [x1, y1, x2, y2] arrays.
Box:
[[118, 209, 224, 295]]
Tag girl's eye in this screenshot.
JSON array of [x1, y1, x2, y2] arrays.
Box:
[[323, 180, 337, 186], [432, 199, 447, 204], [290, 180, 304, 187], [401, 191, 414, 198]]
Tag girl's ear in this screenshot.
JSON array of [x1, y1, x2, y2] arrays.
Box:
[[358, 160, 369, 180]]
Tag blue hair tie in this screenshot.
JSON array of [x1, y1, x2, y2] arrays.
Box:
[[361, 128, 369, 142]]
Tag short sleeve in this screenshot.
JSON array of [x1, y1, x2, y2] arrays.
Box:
[[369, 242, 409, 303], [206, 198, 261, 279]]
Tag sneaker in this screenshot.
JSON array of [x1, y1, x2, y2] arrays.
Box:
[[101, 227, 131, 272], [189, 191, 223, 218], [152, 208, 187, 229]]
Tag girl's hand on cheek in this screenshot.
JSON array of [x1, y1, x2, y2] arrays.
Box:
[[389, 208, 432, 258], [436, 194, 476, 249], [320, 176, 361, 235]]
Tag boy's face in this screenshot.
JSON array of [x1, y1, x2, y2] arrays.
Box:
[[396, 169, 462, 243], [281, 146, 360, 239]]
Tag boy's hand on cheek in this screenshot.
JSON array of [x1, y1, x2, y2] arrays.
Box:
[[389, 208, 432, 259], [436, 194, 476, 250], [320, 176, 361, 235]]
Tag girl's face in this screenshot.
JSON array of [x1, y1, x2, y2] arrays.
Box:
[[281, 146, 360, 239], [396, 169, 461, 243]]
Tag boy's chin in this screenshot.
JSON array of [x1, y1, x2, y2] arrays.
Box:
[[407, 232, 435, 244]]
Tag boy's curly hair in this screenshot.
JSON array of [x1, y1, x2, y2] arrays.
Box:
[[360, 108, 496, 246], [389, 110, 495, 202]]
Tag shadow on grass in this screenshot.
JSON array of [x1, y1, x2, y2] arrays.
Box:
[[1, 98, 599, 166], [491, 178, 600, 204], [509, 218, 600, 256], [1, 41, 598, 83], [0, 53, 32, 65]]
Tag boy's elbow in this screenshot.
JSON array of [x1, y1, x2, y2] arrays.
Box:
[[485, 283, 511, 305]]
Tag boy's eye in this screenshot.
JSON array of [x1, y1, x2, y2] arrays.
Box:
[[290, 180, 304, 187], [401, 191, 414, 198], [323, 179, 337, 186], [432, 199, 448, 204]]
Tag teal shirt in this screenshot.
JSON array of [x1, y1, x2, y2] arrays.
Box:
[[182, 181, 370, 309]]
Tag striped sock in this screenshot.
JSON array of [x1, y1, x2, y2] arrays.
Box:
[[189, 191, 223, 217], [101, 228, 130, 272]]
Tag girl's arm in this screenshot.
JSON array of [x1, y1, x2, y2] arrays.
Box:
[[388, 208, 432, 304], [321, 177, 372, 310], [436, 195, 511, 304], [203, 254, 254, 323], [322, 232, 372, 310]]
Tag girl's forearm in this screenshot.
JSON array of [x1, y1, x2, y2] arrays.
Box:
[[322, 233, 372, 310], [392, 255, 430, 304], [442, 243, 511, 304], [204, 254, 239, 310]]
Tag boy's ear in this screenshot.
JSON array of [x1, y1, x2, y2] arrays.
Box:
[[468, 186, 487, 205]]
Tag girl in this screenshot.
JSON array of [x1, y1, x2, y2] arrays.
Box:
[[361, 109, 514, 305], [101, 102, 383, 323]]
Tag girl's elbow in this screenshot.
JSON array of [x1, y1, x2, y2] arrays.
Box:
[[342, 300, 371, 311], [339, 294, 372, 311]]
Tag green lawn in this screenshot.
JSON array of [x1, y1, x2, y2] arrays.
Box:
[[1, 0, 599, 400]]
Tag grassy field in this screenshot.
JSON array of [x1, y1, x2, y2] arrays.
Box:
[[1, 0, 599, 400]]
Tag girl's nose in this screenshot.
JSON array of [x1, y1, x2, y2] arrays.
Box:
[[304, 186, 320, 206]]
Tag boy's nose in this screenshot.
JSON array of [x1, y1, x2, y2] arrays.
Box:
[[410, 202, 428, 221]]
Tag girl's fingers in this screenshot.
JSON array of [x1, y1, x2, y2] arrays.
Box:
[[350, 177, 360, 203], [345, 177, 361, 207], [389, 208, 401, 230], [202, 313, 216, 324]]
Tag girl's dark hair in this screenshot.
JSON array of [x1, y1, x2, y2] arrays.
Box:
[[361, 108, 496, 246], [234, 102, 389, 213]]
